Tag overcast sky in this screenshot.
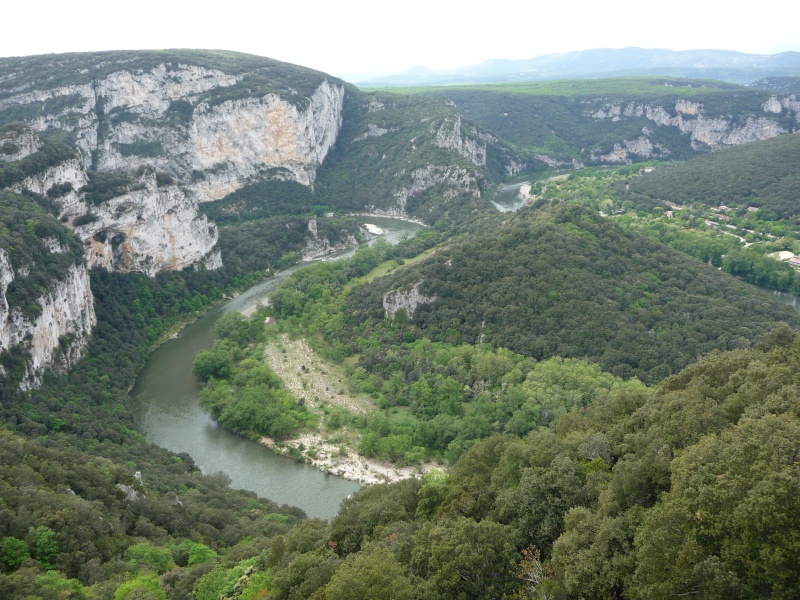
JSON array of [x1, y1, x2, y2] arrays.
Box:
[[3, 1, 799, 77]]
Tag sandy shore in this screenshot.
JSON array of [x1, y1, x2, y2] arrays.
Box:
[[264, 334, 371, 414], [262, 334, 442, 485], [349, 212, 429, 227], [262, 432, 440, 485], [363, 223, 387, 235]]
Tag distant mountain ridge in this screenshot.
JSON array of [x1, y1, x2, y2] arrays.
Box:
[[350, 47, 800, 87]]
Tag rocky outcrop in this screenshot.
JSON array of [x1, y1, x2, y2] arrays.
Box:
[[301, 216, 366, 261], [675, 100, 703, 116], [0, 250, 95, 389], [186, 79, 344, 199], [353, 123, 390, 142], [763, 96, 783, 113], [383, 281, 436, 319], [95, 63, 239, 118], [3, 61, 345, 202], [10, 158, 88, 222], [0, 126, 41, 162], [688, 116, 785, 148], [367, 96, 385, 112], [75, 171, 218, 276], [433, 116, 486, 166], [591, 136, 668, 163], [781, 95, 800, 116], [534, 154, 570, 169], [394, 164, 482, 213], [588, 97, 795, 154], [505, 160, 528, 176], [89, 77, 345, 200], [2, 60, 347, 275]]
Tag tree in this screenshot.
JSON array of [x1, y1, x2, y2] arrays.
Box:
[[0, 537, 29, 571], [28, 526, 57, 570], [320, 547, 416, 600], [412, 517, 518, 599], [633, 414, 800, 599]]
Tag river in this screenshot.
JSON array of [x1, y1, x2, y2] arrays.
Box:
[[491, 181, 529, 213], [130, 217, 423, 520], [761, 287, 800, 311]]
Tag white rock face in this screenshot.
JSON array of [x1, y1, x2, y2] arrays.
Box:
[[187, 79, 344, 199], [353, 123, 390, 142], [591, 137, 667, 163], [587, 97, 793, 157], [534, 154, 570, 168], [505, 160, 528, 176], [689, 116, 785, 147], [10, 158, 89, 221], [434, 116, 486, 167], [0, 250, 95, 388], [675, 100, 703, 116], [367, 96, 386, 112], [3, 64, 345, 203], [95, 64, 239, 117], [394, 164, 481, 213], [763, 96, 783, 113], [781, 95, 800, 116], [383, 281, 436, 319], [75, 172, 219, 276], [301, 216, 365, 261], [0, 127, 41, 162], [3, 67, 346, 276]]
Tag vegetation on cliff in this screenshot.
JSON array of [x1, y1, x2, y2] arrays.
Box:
[[399, 78, 793, 163], [0, 190, 84, 319]]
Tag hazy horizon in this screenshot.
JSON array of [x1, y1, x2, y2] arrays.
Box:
[[3, 0, 799, 77]]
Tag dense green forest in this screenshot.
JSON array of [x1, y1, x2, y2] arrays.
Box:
[[187, 232, 800, 598], [621, 133, 800, 217], [523, 163, 800, 295], [186, 201, 798, 470], [328, 204, 800, 383], [235, 327, 800, 599]]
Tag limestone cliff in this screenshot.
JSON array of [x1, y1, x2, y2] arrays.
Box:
[[0, 249, 95, 389], [1, 61, 344, 200], [10, 157, 88, 222], [383, 281, 436, 319], [301, 216, 371, 261], [0, 54, 346, 275], [75, 171, 218, 276], [587, 96, 797, 161], [0, 125, 41, 161], [591, 135, 668, 163], [394, 164, 482, 211], [186, 79, 344, 200], [433, 116, 487, 167]]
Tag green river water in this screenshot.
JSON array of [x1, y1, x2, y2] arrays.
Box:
[[130, 217, 423, 519]]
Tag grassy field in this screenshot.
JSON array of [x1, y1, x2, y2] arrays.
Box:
[[361, 76, 741, 98]]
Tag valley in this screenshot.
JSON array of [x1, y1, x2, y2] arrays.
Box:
[[1, 48, 799, 599]]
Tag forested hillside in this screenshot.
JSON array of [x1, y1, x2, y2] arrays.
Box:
[[405, 78, 798, 166], [234, 327, 800, 599], [335, 203, 799, 382], [622, 133, 800, 217]]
